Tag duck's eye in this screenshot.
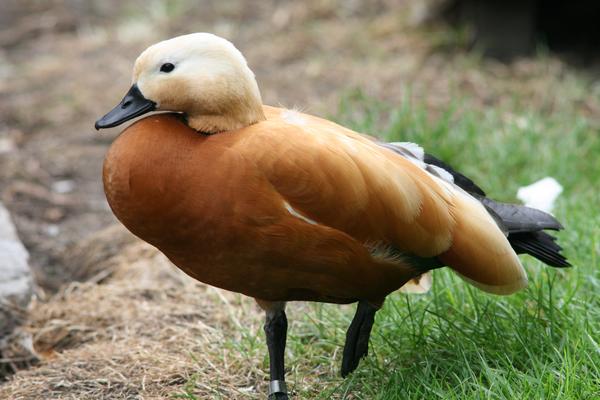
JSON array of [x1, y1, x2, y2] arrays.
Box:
[[160, 63, 175, 73]]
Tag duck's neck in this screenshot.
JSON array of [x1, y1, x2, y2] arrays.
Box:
[[187, 87, 266, 134], [188, 106, 265, 133]]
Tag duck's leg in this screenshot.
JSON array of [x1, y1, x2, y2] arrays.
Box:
[[341, 300, 379, 377], [256, 300, 289, 400]]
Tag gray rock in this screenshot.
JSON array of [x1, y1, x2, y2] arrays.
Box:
[[0, 202, 33, 338]]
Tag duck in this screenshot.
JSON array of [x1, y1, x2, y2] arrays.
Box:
[[95, 33, 570, 399]]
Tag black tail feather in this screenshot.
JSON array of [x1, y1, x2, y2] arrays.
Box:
[[476, 196, 563, 233], [509, 231, 570, 268], [479, 198, 570, 268]]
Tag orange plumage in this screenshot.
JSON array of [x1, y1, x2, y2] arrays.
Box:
[[103, 107, 527, 303]]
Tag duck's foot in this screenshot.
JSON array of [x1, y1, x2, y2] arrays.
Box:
[[341, 300, 378, 377]]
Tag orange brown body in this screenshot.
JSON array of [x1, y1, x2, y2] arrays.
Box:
[[103, 110, 419, 305]]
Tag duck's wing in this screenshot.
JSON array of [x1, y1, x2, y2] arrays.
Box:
[[243, 108, 527, 294], [385, 142, 569, 269]]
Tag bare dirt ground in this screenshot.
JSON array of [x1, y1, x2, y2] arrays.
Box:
[[0, 0, 598, 398]]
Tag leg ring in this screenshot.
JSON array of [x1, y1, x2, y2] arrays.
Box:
[[268, 380, 287, 396]]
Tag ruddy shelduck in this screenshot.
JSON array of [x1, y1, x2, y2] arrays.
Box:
[[96, 33, 569, 399]]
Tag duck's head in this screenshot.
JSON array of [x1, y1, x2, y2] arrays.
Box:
[[95, 33, 265, 133]]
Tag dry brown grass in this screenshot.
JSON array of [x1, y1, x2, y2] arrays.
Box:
[[1, 225, 272, 399]]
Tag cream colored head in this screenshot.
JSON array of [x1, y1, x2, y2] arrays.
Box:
[[132, 33, 265, 133]]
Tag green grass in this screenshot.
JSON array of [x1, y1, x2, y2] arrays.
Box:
[[181, 94, 600, 399]]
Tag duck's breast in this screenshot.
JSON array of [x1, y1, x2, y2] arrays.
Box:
[[103, 114, 257, 258]]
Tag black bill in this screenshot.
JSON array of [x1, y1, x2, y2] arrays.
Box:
[[95, 84, 156, 130]]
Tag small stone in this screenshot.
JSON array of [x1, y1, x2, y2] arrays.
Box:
[[51, 179, 75, 194], [0, 137, 16, 154], [45, 224, 60, 237]]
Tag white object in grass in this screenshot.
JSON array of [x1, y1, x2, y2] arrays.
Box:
[[399, 272, 432, 294], [516, 177, 563, 213]]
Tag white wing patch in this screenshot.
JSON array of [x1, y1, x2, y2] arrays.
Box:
[[283, 201, 317, 225], [387, 142, 426, 169], [390, 141, 424, 160], [385, 142, 455, 185], [425, 164, 455, 184]]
